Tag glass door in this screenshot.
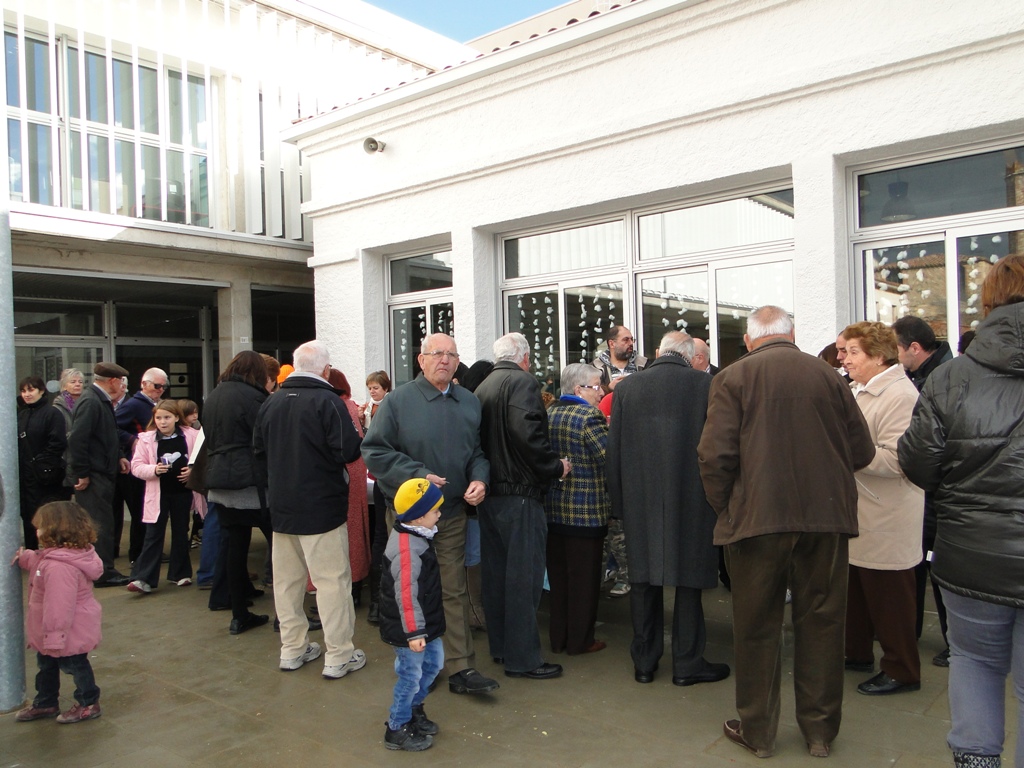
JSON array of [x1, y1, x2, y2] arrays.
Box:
[[389, 299, 455, 388], [709, 258, 794, 368]]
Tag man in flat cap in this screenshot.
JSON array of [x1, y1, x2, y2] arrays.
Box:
[[68, 362, 132, 586]]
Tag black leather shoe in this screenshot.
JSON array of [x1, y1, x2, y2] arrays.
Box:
[[845, 659, 874, 672], [410, 704, 439, 736], [229, 613, 269, 635], [505, 663, 562, 680], [95, 573, 130, 588], [367, 600, 380, 625], [448, 668, 500, 694], [492, 657, 504, 664], [273, 616, 323, 632], [634, 669, 654, 684], [932, 648, 950, 668], [856, 671, 920, 695], [673, 662, 730, 687]]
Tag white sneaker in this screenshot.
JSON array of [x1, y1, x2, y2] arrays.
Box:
[[322, 649, 366, 680], [280, 642, 322, 671], [127, 580, 151, 594], [175, 578, 192, 587], [609, 581, 631, 597]]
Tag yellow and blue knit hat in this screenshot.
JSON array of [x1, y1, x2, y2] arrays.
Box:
[[394, 478, 443, 523]]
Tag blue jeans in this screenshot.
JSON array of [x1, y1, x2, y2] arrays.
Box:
[[943, 588, 1024, 762], [389, 638, 444, 730], [465, 517, 481, 567], [35, 652, 100, 708], [196, 502, 220, 586]]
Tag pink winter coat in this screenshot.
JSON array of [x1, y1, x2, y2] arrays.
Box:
[[130, 428, 207, 523], [18, 546, 103, 657]]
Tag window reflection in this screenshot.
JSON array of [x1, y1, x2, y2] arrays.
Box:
[[639, 272, 709, 359], [85, 52, 106, 123], [508, 289, 561, 389], [430, 302, 454, 337], [27, 123, 53, 205], [9, 118, 22, 201], [956, 232, 1023, 334], [141, 144, 161, 220], [564, 283, 623, 366], [5, 34, 18, 108], [391, 252, 453, 294], [504, 220, 624, 279], [715, 262, 793, 367], [868, 241, 946, 337], [112, 59, 133, 129], [87, 134, 110, 213], [115, 140, 135, 216], [166, 150, 185, 223], [391, 306, 428, 388]]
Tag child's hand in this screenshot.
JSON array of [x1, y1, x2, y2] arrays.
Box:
[[408, 638, 425, 652], [178, 466, 191, 484], [10, 547, 24, 566]]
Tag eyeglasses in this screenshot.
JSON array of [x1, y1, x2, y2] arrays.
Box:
[[578, 384, 602, 391], [423, 351, 460, 360], [145, 381, 168, 390]]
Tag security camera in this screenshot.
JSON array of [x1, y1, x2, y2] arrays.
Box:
[[363, 137, 386, 154]]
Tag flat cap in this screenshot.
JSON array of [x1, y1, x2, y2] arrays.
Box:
[[93, 362, 129, 378]]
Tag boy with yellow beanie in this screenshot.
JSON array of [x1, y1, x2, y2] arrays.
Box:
[[379, 478, 446, 752]]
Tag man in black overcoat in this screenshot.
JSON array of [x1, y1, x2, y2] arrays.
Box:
[[607, 331, 729, 687]]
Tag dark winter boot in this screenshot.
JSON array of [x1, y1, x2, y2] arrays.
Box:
[[367, 565, 381, 625], [953, 752, 1001, 767]]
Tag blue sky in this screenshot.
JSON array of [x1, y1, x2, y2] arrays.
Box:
[[367, 0, 565, 42]]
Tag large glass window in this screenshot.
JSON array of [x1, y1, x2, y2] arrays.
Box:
[[87, 134, 110, 213], [564, 282, 623, 365], [115, 140, 135, 216], [504, 220, 624, 279], [715, 261, 794, 367], [116, 305, 201, 339], [867, 240, 946, 332], [14, 300, 104, 336], [8, 117, 21, 201], [390, 252, 453, 293], [956, 231, 1023, 333], [507, 289, 561, 387], [112, 59, 133, 129], [5, 33, 17, 107], [139, 66, 158, 134], [26, 123, 53, 205], [858, 147, 1024, 228], [639, 191, 794, 260], [391, 305, 428, 387], [84, 51, 107, 123], [638, 272, 709, 359], [166, 149, 185, 223], [141, 144, 162, 220]]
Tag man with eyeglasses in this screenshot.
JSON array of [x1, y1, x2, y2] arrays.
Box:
[[592, 326, 648, 391], [115, 367, 170, 564], [362, 333, 498, 697]]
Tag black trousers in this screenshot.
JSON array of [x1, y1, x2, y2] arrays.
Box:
[[218, 507, 269, 621], [74, 473, 118, 577], [114, 472, 146, 563], [34, 652, 99, 707], [546, 531, 604, 654], [130, 491, 193, 587], [629, 582, 707, 677]]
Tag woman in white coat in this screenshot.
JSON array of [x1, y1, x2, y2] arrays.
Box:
[[841, 321, 924, 696]]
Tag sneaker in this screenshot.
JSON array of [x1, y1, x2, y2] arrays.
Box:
[[280, 642, 322, 671], [15, 704, 59, 722], [603, 568, 617, 584], [609, 581, 631, 597], [322, 649, 366, 679], [175, 578, 192, 587], [448, 668, 500, 694], [410, 704, 439, 736], [384, 722, 433, 751], [56, 703, 101, 724], [933, 647, 951, 668], [127, 580, 152, 594]]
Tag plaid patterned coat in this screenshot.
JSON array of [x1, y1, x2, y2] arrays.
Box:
[[544, 397, 610, 534]]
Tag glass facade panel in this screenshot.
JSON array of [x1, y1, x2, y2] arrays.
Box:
[[505, 220, 624, 279], [188, 74, 206, 149], [190, 154, 208, 226], [69, 130, 83, 208], [508, 289, 561, 387], [139, 66, 158, 134], [166, 149, 185, 223], [116, 344, 204, 402], [116, 305, 201, 338], [15, 346, 105, 390], [115, 139, 135, 216], [564, 282, 623, 366], [27, 122, 53, 205], [858, 147, 1024, 228], [87, 134, 110, 213], [715, 261, 794, 367], [14, 300, 104, 336], [141, 144, 161, 220], [391, 305, 428, 388], [25, 37, 49, 113], [67, 47, 79, 118], [390, 252, 453, 294], [867, 240, 946, 336], [112, 59, 133, 129], [85, 51, 107, 123], [639, 191, 795, 260], [5, 33, 18, 107], [956, 231, 1024, 334], [639, 272, 709, 359], [430, 302, 454, 337], [9, 118, 22, 201], [168, 70, 183, 145]]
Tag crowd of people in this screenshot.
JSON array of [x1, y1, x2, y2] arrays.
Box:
[[12, 255, 1024, 765]]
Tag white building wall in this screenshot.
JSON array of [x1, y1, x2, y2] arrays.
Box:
[[292, 0, 1024, 386]]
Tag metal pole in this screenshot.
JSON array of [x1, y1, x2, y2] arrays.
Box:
[[0, 61, 26, 711]]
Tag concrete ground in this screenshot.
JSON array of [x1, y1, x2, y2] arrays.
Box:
[[1, 534, 1012, 768]]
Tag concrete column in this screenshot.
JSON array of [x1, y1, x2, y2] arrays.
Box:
[[217, 281, 254, 372], [451, 226, 498, 364], [0, 110, 26, 713], [791, 154, 850, 356]]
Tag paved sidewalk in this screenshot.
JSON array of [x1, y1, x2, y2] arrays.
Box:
[[1, 537, 1008, 767]]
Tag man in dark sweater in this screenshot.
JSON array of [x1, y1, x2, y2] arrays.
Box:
[[254, 340, 364, 680]]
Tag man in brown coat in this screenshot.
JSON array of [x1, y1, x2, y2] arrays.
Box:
[[698, 306, 875, 759]]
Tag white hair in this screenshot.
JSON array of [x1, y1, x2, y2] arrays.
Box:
[[493, 332, 530, 363], [421, 333, 457, 356], [142, 367, 168, 384], [560, 363, 600, 395], [292, 340, 330, 373], [747, 306, 794, 341], [659, 331, 695, 360]]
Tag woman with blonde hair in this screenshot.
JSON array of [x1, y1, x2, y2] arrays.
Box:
[[840, 320, 923, 696]]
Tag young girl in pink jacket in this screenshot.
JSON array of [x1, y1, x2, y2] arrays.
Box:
[[127, 400, 205, 593], [13, 500, 104, 724]]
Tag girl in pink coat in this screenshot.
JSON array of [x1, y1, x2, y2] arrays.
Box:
[[13, 500, 104, 724], [127, 400, 205, 593]]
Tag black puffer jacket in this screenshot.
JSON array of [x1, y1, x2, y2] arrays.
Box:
[[379, 523, 445, 647], [203, 377, 267, 491], [474, 361, 563, 500], [898, 302, 1024, 608]]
